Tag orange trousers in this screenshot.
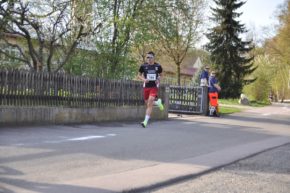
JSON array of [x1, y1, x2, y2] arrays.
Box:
[[209, 92, 218, 107]]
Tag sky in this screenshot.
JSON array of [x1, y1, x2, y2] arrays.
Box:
[[239, 0, 285, 32], [200, 0, 286, 47]]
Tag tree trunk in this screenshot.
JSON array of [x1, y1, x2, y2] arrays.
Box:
[[177, 63, 181, 86]]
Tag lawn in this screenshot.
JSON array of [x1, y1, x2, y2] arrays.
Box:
[[219, 98, 270, 107], [219, 106, 242, 114], [218, 98, 270, 115]]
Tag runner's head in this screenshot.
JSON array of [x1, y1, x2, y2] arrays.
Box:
[[146, 51, 155, 64]]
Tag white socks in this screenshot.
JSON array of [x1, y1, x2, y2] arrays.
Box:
[[144, 115, 150, 123]]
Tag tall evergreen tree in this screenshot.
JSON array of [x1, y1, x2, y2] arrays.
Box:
[[206, 0, 256, 98]]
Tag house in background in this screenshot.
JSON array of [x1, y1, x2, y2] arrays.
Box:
[[157, 52, 204, 86], [0, 33, 25, 69]]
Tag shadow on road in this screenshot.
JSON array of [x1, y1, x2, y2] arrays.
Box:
[[224, 113, 290, 126], [0, 176, 113, 193]]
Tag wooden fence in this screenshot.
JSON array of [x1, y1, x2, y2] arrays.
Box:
[[0, 70, 166, 108]]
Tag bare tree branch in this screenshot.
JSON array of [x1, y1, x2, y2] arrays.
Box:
[[0, 0, 102, 72], [0, 36, 31, 67]]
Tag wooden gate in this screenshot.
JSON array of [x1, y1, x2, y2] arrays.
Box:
[[168, 86, 208, 114]]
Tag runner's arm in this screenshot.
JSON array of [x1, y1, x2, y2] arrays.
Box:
[[138, 73, 148, 83]]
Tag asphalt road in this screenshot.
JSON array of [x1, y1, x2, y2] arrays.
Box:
[[148, 143, 290, 193], [0, 103, 289, 193]]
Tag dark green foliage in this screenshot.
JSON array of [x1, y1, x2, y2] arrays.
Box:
[[65, 48, 138, 79], [206, 0, 256, 98]]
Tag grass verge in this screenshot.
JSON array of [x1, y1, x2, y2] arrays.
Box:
[[218, 98, 270, 115], [219, 106, 242, 115], [219, 98, 240, 105], [248, 100, 271, 107], [219, 98, 270, 107]]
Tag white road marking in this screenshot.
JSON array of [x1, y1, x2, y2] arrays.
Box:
[[106, 133, 117, 137], [68, 135, 105, 141], [12, 134, 117, 146]]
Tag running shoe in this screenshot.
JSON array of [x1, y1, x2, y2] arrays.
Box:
[[141, 121, 147, 128], [156, 98, 164, 111]]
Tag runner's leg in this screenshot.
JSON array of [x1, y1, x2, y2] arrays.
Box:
[[141, 88, 156, 127]]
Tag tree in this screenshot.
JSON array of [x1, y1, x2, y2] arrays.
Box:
[[206, 0, 256, 98], [243, 53, 273, 102], [148, 0, 206, 85], [264, 0, 290, 101], [92, 0, 146, 79], [0, 0, 101, 72]]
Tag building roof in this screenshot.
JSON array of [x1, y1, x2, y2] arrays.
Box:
[[181, 67, 198, 76], [157, 52, 201, 76]]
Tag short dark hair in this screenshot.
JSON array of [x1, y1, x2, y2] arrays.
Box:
[[147, 51, 155, 57]]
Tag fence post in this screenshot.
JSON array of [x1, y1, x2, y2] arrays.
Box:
[[164, 86, 170, 112], [201, 86, 208, 116]]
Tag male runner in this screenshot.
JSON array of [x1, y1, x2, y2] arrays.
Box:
[[138, 51, 164, 128]]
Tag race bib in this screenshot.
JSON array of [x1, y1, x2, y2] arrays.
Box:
[[147, 73, 156, 81]]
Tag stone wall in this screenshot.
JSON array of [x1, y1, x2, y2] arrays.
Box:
[[0, 105, 168, 126]]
